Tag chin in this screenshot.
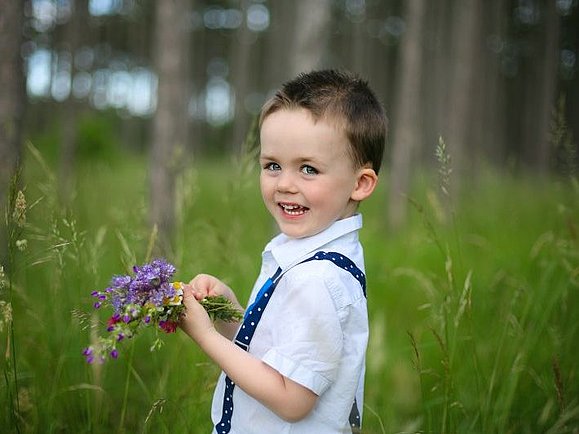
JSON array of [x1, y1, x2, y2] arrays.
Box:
[[281, 224, 327, 239], [278, 226, 310, 239]]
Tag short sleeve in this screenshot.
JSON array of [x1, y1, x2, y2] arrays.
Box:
[[261, 263, 344, 395]]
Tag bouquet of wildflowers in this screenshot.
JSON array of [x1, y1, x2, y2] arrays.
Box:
[[83, 258, 242, 363]]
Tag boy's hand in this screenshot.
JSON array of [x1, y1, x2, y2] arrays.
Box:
[[188, 274, 243, 311], [182, 274, 243, 341], [180, 286, 216, 343]]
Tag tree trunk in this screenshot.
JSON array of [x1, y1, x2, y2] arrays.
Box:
[[0, 0, 25, 261], [265, 1, 295, 88], [150, 0, 191, 253], [288, 0, 332, 77], [534, 1, 561, 172], [59, 0, 88, 203], [479, 0, 509, 166], [230, 0, 254, 154], [349, 8, 367, 74], [388, 0, 426, 228], [445, 0, 483, 193], [422, 0, 451, 163]]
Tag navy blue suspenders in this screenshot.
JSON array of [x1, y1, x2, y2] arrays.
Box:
[[215, 251, 366, 434]]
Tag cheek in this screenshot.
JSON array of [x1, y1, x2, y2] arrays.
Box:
[[311, 179, 354, 205], [259, 175, 272, 198], [302, 183, 328, 204]]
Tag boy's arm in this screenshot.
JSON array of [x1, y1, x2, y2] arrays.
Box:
[[180, 292, 318, 422], [213, 318, 242, 342]]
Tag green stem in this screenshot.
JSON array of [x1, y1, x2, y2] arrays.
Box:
[[119, 341, 136, 433], [9, 323, 21, 434], [5, 218, 21, 434]]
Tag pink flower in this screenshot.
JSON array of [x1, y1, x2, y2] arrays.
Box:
[[159, 320, 178, 333]]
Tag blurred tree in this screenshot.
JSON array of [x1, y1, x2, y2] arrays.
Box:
[[422, 0, 452, 161], [0, 0, 25, 261], [59, 0, 89, 202], [264, 1, 295, 87], [348, 0, 369, 74], [388, 0, 426, 228], [230, 0, 254, 154], [445, 0, 483, 191], [150, 0, 191, 252], [522, 1, 561, 172], [478, 0, 509, 166], [14, 0, 579, 206], [288, 0, 332, 76]]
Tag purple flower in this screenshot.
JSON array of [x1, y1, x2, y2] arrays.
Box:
[[84, 258, 183, 363], [82, 347, 94, 364], [111, 275, 131, 288]]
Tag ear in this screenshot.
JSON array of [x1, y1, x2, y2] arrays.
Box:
[[351, 167, 378, 202]]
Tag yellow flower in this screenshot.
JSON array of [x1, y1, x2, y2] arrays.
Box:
[[164, 282, 184, 306]]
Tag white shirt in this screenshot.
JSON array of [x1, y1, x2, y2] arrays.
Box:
[[211, 214, 369, 434]]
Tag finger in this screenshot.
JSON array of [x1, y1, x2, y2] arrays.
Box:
[[183, 283, 204, 301], [189, 274, 213, 294]]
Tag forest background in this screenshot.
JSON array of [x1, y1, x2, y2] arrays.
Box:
[[1, 1, 578, 433]]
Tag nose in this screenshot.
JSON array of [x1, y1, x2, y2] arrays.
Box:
[[276, 170, 298, 193]]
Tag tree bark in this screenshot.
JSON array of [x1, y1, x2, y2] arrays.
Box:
[[0, 0, 25, 261], [388, 0, 426, 228], [150, 0, 191, 253]]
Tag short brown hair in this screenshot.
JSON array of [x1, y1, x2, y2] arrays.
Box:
[[260, 70, 387, 174]]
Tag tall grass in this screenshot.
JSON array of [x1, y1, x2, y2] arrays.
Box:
[[376, 140, 579, 434], [0, 141, 577, 433]]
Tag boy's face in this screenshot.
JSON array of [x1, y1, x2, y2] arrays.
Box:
[[259, 108, 365, 239]]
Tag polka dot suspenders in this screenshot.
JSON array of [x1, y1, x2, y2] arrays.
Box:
[[215, 251, 367, 434]]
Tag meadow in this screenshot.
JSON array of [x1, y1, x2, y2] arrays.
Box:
[[1, 143, 578, 433]]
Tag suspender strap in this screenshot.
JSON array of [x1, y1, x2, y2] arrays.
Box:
[[216, 267, 283, 434], [235, 266, 282, 350], [215, 251, 366, 433], [299, 251, 366, 297]]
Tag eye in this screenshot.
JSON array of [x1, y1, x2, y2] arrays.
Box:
[[263, 162, 281, 171], [301, 165, 318, 175]]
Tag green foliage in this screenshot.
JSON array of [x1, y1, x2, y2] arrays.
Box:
[[0, 144, 578, 433], [365, 169, 579, 433], [75, 112, 124, 162], [26, 110, 127, 165]]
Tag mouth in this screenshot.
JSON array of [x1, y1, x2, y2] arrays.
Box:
[[278, 202, 309, 216]]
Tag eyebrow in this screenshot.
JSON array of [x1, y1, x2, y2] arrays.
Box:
[[259, 153, 275, 161], [259, 153, 323, 165]]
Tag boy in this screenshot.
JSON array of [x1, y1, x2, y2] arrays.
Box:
[[180, 69, 387, 433]]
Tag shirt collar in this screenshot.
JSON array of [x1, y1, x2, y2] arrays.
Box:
[[264, 214, 363, 271]]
